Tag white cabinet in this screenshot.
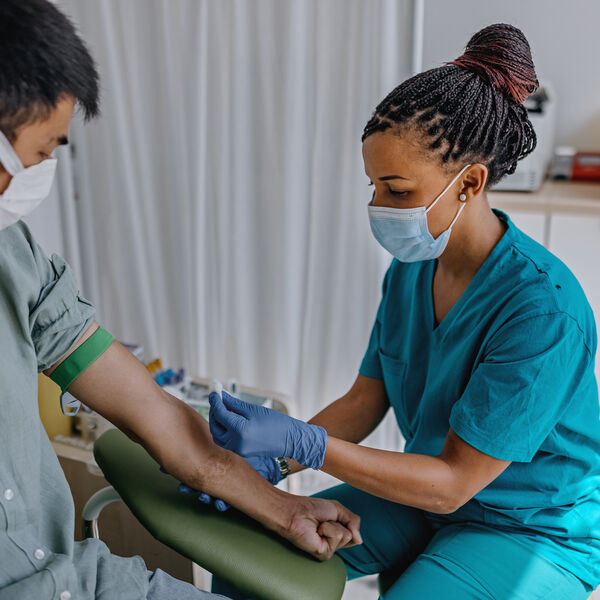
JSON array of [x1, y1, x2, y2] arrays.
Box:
[[549, 215, 600, 378], [502, 210, 547, 244]]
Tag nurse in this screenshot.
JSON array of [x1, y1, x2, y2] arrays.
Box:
[[209, 23, 600, 599]]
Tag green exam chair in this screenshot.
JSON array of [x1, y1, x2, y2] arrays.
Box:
[[83, 428, 347, 600]]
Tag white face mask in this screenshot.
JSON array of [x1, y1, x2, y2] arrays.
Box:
[[0, 129, 58, 231], [368, 164, 471, 263]]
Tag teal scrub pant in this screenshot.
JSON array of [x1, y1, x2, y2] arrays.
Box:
[[315, 484, 591, 600]]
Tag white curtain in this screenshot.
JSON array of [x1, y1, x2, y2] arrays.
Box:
[[55, 0, 412, 466], [24, 145, 84, 281]]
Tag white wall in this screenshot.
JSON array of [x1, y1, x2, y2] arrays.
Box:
[[421, 0, 600, 148]]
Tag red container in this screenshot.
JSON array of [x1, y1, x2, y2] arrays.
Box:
[[571, 152, 600, 181]]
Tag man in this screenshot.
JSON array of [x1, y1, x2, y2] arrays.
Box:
[[0, 1, 361, 599]]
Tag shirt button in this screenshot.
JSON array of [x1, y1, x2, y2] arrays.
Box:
[[3, 489, 14, 501], [60, 591, 72, 600], [34, 548, 45, 560]]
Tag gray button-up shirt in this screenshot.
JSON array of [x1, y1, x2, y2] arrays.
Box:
[[0, 222, 148, 599]]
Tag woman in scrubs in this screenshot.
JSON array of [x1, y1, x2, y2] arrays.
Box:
[[209, 23, 600, 598]]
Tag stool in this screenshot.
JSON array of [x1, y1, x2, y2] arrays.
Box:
[[84, 428, 347, 600]]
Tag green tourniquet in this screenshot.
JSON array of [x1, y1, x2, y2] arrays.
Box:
[[49, 326, 114, 393], [359, 209, 600, 590], [0, 222, 148, 599]]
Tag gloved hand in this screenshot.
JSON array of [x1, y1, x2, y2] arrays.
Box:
[[209, 391, 328, 470], [179, 483, 230, 512], [159, 455, 282, 512]]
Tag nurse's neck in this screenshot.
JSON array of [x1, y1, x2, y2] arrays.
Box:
[[437, 198, 506, 281]]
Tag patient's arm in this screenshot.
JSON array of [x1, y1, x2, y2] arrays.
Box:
[[44, 323, 361, 560]]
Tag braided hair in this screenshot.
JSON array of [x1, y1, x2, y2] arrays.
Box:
[[362, 23, 539, 187]]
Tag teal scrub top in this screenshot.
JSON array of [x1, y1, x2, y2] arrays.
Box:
[[360, 210, 600, 588]]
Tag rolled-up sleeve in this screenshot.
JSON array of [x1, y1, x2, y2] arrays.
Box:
[[29, 251, 96, 372]]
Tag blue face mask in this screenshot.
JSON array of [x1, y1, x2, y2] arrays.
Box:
[[368, 164, 471, 263]]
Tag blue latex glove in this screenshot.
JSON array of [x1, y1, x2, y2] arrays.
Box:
[[209, 391, 328, 470], [159, 455, 281, 512], [178, 483, 230, 512]]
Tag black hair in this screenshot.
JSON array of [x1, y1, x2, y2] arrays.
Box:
[[362, 23, 539, 188], [0, 0, 99, 140]]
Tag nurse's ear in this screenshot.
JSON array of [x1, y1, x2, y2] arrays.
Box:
[[459, 163, 488, 202]]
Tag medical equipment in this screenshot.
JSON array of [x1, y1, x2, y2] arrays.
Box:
[[154, 367, 185, 386], [551, 148, 600, 181], [492, 84, 556, 191], [145, 358, 163, 374], [210, 378, 224, 396]]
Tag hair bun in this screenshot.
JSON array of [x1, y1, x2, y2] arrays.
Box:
[[447, 23, 538, 104]]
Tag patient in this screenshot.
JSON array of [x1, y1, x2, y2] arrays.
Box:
[[0, 2, 361, 599]]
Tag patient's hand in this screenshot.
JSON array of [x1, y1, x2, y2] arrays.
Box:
[[279, 496, 362, 561]]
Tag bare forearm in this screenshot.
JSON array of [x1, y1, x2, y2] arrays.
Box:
[[66, 341, 291, 533], [322, 437, 461, 514], [287, 399, 384, 474], [142, 397, 293, 533], [309, 395, 386, 443]]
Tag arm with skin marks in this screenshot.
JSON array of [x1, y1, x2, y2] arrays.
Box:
[[44, 323, 362, 559]]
